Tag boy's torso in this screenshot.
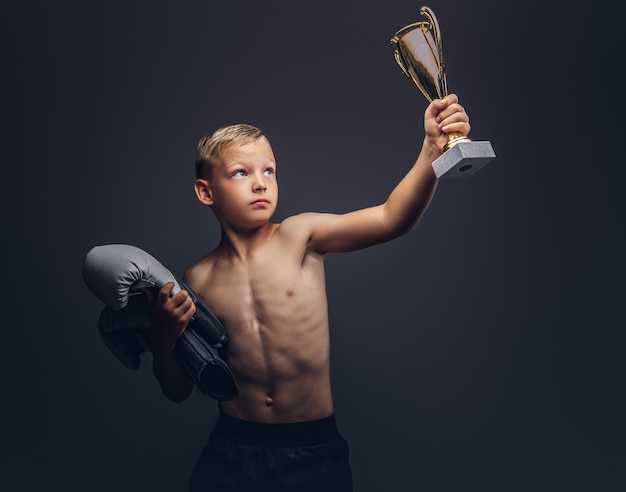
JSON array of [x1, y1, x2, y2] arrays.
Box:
[[185, 217, 334, 423]]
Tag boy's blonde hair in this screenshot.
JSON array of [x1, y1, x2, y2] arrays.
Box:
[[196, 123, 265, 179]]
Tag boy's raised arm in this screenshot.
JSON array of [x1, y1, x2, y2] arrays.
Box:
[[305, 94, 470, 254]]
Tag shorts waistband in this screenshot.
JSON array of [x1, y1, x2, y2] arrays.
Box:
[[212, 412, 340, 446]]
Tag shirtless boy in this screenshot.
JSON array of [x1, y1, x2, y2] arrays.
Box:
[[147, 94, 470, 491]]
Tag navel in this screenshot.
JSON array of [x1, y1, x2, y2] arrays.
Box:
[[265, 396, 274, 407], [286, 289, 294, 298]]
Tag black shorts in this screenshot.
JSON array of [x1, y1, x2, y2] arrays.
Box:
[[189, 413, 353, 492]]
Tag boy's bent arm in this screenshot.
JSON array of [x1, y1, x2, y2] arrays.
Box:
[[147, 282, 196, 402], [306, 95, 469, 254]]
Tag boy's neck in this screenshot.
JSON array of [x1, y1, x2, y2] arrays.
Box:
[[216, 222, 278, 259]]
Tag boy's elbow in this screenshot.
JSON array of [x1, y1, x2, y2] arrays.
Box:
[[381, 208, 420, 240], [155, 371, 195, 402], [387, 222, 418, 242], [162, 384, 194, 403], [383, 198, 432, 239]]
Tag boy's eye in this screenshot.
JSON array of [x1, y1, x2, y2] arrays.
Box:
[[232, 170, 247, 177], [264, 168, 274, 176]]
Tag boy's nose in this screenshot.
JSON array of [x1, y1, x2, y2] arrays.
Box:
[[252, 174, 267, 191]]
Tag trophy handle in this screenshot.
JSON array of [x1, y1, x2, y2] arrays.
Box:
[[419, 6, 447, 98], [391, 37, 411, 79], [419, 7, 442, 64]]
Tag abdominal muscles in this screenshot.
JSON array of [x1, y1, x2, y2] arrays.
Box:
[[218, 291, 333, 422]]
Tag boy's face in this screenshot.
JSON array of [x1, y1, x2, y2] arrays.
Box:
[[199, 137, 278, 229]]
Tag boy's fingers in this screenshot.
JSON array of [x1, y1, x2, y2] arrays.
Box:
[[440, 110, 469, 126], [425, 94, 460, 121], [425, 98, 446, 116], [165, 291, 197, 320], [157, 282, 175, 304], [425, 101, 446, 127], [183, 300, 197, 320], [444, 93, 458, 105], [171, 291, 193, 310], [437, 102, 466, 119]]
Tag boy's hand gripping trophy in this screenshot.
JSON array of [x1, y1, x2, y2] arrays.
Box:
[[391, 6, 495, 178]]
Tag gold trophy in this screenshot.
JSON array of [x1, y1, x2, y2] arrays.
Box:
[[391, 6, 495, 178]]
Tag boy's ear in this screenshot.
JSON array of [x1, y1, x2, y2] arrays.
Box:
[[194, 179, 214, 206]]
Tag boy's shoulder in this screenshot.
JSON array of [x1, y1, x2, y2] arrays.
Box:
[[183, 250, 217, 286], [277, 212, 322, 235], [268, 213, 323, 250]]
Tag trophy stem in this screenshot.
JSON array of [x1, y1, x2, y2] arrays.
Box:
[[443, 132, 472, 152]]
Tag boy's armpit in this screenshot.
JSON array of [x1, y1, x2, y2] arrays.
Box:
[[293, 207, 392, 255]]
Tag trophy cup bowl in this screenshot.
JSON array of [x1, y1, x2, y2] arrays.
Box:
[[391, 6, 495, 178]]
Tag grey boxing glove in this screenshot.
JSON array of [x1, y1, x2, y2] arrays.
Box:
[[82, 243, 237, 401]]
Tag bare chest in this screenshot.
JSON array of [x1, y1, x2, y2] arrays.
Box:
[[200, 250, 326, 335]]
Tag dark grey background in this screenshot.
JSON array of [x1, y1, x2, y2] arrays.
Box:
[[3, 1, 621, 491]]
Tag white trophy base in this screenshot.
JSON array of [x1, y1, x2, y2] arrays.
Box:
[[432, 141, 496, 179]]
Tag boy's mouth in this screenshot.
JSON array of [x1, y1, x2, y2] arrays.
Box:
[[251, 199, 270, 206]]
